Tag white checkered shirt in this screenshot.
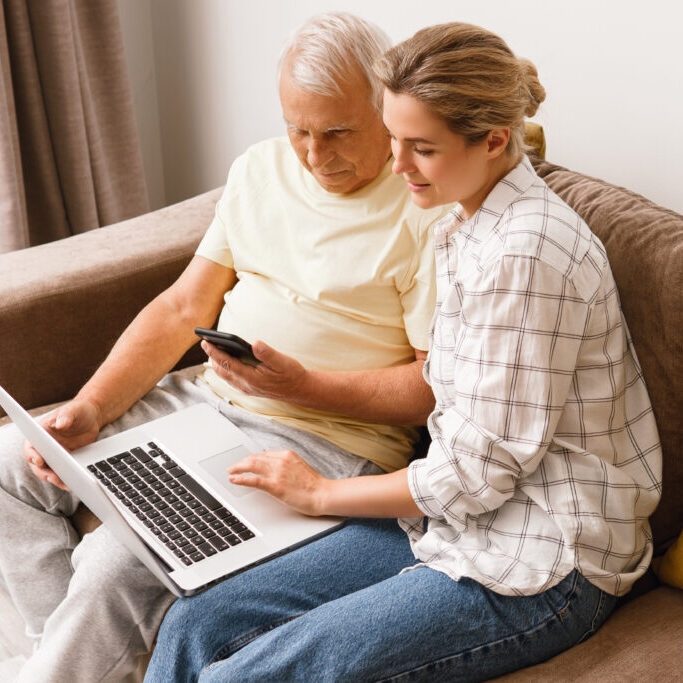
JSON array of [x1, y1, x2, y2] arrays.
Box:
[[402, 157, 662, 597]]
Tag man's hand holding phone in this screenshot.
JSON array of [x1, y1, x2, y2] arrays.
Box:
[[195, 328, 310, 403]]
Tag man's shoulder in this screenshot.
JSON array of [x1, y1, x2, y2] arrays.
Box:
[[225, 137, 299, 193]]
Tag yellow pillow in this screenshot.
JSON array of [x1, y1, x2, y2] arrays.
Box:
[[653, 530, 683, 589], [523, 121, 546, 159]]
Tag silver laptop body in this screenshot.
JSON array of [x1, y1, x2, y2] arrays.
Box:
[[0, 385, 344, 596]]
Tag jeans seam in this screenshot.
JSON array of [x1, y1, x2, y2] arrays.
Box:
[[378, 572, 584, 683], [209, 614, 302, 664]]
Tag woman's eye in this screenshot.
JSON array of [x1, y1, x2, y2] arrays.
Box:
[[415, 148, 434, 157]]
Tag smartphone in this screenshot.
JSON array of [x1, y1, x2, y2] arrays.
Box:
[[194, 327, 261, 366]]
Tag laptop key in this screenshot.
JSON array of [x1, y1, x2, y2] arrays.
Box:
[[169, 466, 186, 478], [181, 556, 193, 566], [238, 530, 255, 541], [197, 541, 217, 557], [177, 475, 222, 511], [131, 447, 152, 463], [190, 552, 204, 562], [224, 535, 242, 546], [211, 537, 229, 552]]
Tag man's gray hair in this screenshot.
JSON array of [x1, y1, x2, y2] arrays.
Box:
[[278, 12, 392, 110]]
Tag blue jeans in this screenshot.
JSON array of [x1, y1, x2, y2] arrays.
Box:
[[145, 519, 616, 682]]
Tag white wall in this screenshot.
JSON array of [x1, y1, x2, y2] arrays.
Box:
[[118, 0, 683, 214]]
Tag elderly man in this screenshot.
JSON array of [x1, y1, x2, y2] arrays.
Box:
[[0, 12, 447, 683]]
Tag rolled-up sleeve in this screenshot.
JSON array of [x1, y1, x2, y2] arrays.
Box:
[[410, 255, 590, 526]]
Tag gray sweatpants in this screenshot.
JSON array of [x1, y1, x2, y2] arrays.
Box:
[[0, 372, 380, 682]]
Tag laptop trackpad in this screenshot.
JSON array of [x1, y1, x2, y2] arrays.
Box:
[[199, 446, 256, 499]]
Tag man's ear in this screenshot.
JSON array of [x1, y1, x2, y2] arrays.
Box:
[[487, 129, 510, 158]]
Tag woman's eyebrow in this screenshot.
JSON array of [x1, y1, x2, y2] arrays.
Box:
[[405, 136, 436, 144]]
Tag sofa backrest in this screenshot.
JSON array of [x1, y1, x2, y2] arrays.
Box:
[[532, 156, 683, 551]]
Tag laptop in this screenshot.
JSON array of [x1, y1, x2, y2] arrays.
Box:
[[0, 385, 344, 597]]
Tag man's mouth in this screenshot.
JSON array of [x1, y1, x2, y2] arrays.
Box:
[[317, 169, 349, 178]]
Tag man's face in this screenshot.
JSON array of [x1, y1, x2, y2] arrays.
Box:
[[280, 63, 391, 194]]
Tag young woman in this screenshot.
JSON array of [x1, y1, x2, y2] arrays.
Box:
[[146, 23, 661, 682]]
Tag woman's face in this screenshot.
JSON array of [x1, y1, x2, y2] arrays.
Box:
[[383, 90, 506, 216]]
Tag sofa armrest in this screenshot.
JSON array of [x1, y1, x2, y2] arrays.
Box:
[[0, 187, 222, 416]]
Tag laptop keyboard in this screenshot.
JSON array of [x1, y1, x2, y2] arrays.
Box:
[[87, 442, 256, 567]]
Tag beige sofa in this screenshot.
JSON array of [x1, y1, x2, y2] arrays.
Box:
[[1, 155, 681, 679]]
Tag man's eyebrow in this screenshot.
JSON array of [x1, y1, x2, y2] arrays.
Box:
[[283, 119, 353, 133]]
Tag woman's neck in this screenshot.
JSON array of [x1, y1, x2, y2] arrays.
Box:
[[460, 154, 521, 219]]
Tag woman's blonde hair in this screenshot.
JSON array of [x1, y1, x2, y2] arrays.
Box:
[[374, 23, 545, 160]]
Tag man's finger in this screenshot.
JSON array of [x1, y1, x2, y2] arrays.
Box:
[[24, 443, 45, 468]]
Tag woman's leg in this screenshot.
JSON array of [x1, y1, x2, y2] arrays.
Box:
[[146, 518, 416, 683], [199, 567, 617, 683]]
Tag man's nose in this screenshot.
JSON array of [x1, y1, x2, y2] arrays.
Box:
[[307, 138, 334, 168]]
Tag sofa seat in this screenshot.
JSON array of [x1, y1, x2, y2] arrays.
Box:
[[496, 586, 683, 681]]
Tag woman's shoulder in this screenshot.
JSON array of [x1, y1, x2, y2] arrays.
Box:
[[493, 172, 607, 285]]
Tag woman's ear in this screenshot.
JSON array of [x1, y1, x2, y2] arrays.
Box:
[[487, 128, 510, 158]]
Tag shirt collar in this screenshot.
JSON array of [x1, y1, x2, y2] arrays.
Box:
[[434, 155, 538, 243]]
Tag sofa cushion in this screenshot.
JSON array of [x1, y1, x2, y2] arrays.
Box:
[[531, 157, 683, 551], [654, 528, 683, 590], [495, 586, 683, 681]]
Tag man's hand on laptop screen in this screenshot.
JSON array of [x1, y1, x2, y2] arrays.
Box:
[[201, 339, 309, 402], [23, 398, 102, 490]]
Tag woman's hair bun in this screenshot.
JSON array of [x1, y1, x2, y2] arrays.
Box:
[[518, 58, 546, 117]]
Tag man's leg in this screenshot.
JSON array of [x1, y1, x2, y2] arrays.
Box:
[[0, 372, 213, 682], [199, 567, 617, 683], [145, 518, 416, 683], [17, 523, 175, 683], [0, 424, 80, 643]]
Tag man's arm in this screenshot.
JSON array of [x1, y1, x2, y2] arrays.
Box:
[[201, 342, 434, 426], [25, 256, 235, 486], [76, 255, 235, 426]]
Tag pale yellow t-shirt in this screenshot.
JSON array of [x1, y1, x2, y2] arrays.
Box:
[[195, 137, 447, 472]]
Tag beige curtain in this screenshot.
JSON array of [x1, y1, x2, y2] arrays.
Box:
[[0, 0, 148, 253]]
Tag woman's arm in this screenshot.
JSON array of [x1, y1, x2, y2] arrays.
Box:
[[227, 450, 423, 518]]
